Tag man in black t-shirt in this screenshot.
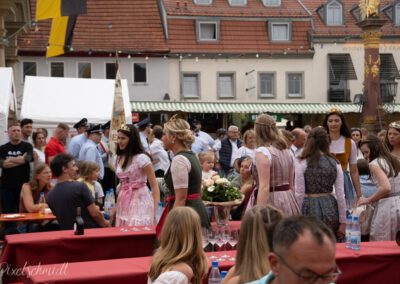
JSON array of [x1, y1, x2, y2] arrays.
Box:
[[47, 154, 110, 230], [0, 123, 33, 214]]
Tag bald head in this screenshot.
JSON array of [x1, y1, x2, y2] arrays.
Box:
[[291, 128, 306, 149]]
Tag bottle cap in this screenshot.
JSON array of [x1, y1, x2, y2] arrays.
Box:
[[221, 271, 228, 278], [212, 261, 218, 267], [40, 192, 44, 196], [347, 215, 352, 220], [158, 201, 163, 206], [353, 216, 359, 221]]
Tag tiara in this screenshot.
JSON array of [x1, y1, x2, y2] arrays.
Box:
[[118, 124, 131, 133], [328, 107, 342, 114], [389, 121, 400, 130]]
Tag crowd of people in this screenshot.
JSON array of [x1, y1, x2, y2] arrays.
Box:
[[0, 109, 400, 282]]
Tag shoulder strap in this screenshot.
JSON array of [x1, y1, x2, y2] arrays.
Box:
[[344, 138, 351, 164]]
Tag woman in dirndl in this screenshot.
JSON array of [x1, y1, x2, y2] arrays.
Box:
[[358, 134, 400, 241], [323, 108, 362, 209], [156, 115, 210, 237], [247, 114, 300, 216]]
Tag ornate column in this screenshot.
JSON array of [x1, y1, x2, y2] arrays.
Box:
[[357, 2, 387, 133]]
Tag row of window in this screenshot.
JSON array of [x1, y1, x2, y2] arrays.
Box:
[[182, 72, 303, 99], [194, 0, 280, 7], [198, 21, 291, 42], [22, 62, 147, 83], [320, 0, 400, 26]]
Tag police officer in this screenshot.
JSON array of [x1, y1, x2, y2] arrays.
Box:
[[68, 118, 88, 159], [78, 124, 104, 180], [136, 117, 152, 153]]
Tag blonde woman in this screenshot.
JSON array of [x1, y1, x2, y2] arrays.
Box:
[[248, 114, 300, 216], [156, 115, 210, 236], [223, 205, 283, 284], [148, 207, 208, 284], [232, 129, 256, 162]]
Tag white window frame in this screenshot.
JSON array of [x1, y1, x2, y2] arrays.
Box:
[[269, 22, 291, 42], [262, 0, 281, 7], [197, 21, 219, 42], [396, 3, 400, 26], [258, 72, 276, 98], [217, 72, 236, 99], [326, 0, 343, 26], [228, 0, 247, 6], [105, 62, 117, 79], [133, 62, 148, 84], [182, 73, 201, 99], [50, 62, 64, 77], [22, 61, 37, 83], [194, 0, 212, 5], [286, 72, 304, 98], [77, 62, 92, 78]]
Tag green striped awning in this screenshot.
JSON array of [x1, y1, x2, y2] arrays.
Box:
[[131, 101, 363, 114]]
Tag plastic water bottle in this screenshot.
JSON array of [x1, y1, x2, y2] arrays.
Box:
[[38, 192, 46, 216], [104, 190, 111, 217], [208, 261, 221, 284], [345, 215, 353, 249], [221, 271, 228, 280], [109, 188, 115, 212], [351, 216, 361, 251], [156, 202, 163, 224]]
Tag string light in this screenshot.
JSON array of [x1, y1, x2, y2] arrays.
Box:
[[195, 56, 199, 62], [127, 54, 131, 59], [145, 56, 149, 60], [255, 53, 259, 58]]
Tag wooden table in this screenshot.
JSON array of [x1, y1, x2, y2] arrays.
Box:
[[0, 213, 56, 223]]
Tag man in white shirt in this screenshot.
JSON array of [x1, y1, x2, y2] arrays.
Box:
[[290, 128, 306, 159], [192, 119, 214, 148]]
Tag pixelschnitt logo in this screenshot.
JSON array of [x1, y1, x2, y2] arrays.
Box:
[[0, 262, 68, 277]]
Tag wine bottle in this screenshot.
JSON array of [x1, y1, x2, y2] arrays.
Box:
[[74, 207, 84, 235]]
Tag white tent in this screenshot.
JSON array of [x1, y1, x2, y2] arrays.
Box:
[[21, 76, 132, 129], [0, 67, 17, 145]]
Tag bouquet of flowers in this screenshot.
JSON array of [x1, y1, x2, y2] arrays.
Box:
[[202, 175, 243, 205]]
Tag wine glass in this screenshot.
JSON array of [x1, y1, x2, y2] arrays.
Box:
[[228, 230, 239, 249], [208, 229, 218, 259], [221, 226, 230, 258], [202, 228, 210, 250]]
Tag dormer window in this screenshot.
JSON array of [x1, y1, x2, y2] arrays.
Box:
[[350, 5, 362, 22], [396, 2, 400, 25], [197, 21, 219, 41], [262, 0, 281, 7], [229, 0, 247, 6], [194, 0, 212, 5], [326, 0, 343, 25]]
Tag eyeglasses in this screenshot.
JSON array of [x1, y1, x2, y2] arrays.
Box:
[[275, 252, 342, 284]]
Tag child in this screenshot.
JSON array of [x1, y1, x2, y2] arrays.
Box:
[[78, 161, 104, 206], [198, 151, 217, 181]]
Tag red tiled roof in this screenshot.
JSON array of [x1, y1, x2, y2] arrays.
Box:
[[301, 0, 400, 37], [167, 19, 311, 53], [18, 0, 169, 54], [164, 0, 311, 17]]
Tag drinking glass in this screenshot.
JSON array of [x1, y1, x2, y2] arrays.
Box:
[[228, 230, 239, 249], [202, 228, 210, 250], [208, 229, 218, 259], [221, 226, 230, 258]]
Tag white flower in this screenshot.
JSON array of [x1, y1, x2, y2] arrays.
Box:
[[203, 179, 214, 187], [215, 178, 229, 185], [212, 175, 221, 181], [207, 186, 215, 192]]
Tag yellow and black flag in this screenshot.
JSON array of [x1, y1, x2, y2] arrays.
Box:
[[36, 0, 87, 58]]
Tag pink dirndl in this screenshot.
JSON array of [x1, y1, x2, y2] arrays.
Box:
[[115, 154, 155, 227]]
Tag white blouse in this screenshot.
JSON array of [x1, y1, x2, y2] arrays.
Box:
[[147, 271, 189, 284]]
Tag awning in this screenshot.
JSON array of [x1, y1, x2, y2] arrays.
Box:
[[131, 101, 362, 114], [328, 54, 357, 80], [380, 54, 400, 80]]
